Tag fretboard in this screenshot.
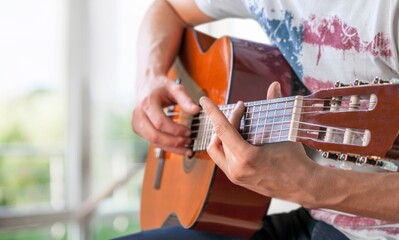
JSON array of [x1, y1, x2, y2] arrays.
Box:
[[191, 96, 299, 152]]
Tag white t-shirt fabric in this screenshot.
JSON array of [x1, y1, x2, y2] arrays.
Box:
[[195, 0, 399, 239]]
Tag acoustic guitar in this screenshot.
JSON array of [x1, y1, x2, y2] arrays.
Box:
[[140, 29, 399, 238]]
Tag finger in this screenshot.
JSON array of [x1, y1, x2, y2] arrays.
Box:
[[211, 101, 245, 149], [199, 97, 249, 155], [267, 81, 282, 99], [132, 110, 191, 149], [168, 82, 201, 114], [207, 134, 227, 170], [156, 145, 193, 157], [228, 101, 245, 130], [207, 102, 245, 170], [145, 102, 191, 137]]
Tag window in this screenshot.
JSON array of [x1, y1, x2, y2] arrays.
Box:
[[0, 0, 151, 239]]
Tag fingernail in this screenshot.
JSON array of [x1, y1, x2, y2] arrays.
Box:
[[199, 97, 207, 106], [275, 83, 281, 94], [187, 101, 196, 108], [185, 150, 193, 157]]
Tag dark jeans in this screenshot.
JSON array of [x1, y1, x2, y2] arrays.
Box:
[[115, 208, 349, 240]]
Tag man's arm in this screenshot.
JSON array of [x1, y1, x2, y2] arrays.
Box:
[[132, 0, 213, 155], [200, 82, 399, 222]]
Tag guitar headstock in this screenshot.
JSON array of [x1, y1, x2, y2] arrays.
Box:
[[295, 77, 399, 167]]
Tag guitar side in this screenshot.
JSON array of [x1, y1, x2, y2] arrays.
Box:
[[140, 29, 298, 237]]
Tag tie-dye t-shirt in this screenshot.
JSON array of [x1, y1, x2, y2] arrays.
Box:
[[195, 0, 399, 239]]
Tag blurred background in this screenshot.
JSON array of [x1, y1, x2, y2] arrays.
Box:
[[0, 0, 297, 239]]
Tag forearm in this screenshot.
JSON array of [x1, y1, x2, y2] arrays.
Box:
[[136, 0, 212, 87], [306, 165, 399, 222], [136, 0, 185, 85]]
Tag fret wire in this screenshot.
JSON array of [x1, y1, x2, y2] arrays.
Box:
[[249, 105, 254, 144], [188, 132, 293, 149], [199, 112, 207, 151], [254, 104, 261, 145], [190, 94, 374, 122], [191, 106, 298, 128], [191, 105, 338, 123], [191, 120, 365, 146], [192, 96, 330, 151], [269, 102, 276, 143], [261, 100, 269, 144], [190, 96, 300, 151], [207, 97, 296, 113], [192, 119, 365, 137], [193, 112, 200, 151], [188, 96, 356, 120], [192, 108, 336, 128], [195, 101, 294, 118], [168, 104, 343, 119], [245, 104, 250, 141], [189, 123, 369, 151], [198, 112, 203, 150], [203, 110, 210, 149], [279, 99, 287, 141], [190, 122, 357, 150], [193, 113, 198, 151], [192, 112, 291, 126], [188, 131, 333, 148]]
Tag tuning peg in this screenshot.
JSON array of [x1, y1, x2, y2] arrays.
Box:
[[334, 81, 349, 88], [356, 156, 367, 165], [372, 76, 390, 84], [338, 153, 347, 161], [353, 79, 368, 86], [321, 151, 338, 160]]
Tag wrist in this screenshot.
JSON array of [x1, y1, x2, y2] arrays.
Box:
[[296, 161, 324, 208]]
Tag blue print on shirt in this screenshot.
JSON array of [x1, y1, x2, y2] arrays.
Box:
[[248, 4, 304, 80]]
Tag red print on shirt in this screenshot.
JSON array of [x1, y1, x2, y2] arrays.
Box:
[[303, 15, 392, 65]]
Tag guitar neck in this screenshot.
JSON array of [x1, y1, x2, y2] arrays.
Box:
[[191, 96, 303, 152]]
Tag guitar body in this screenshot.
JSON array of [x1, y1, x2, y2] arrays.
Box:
[[140, 29, 301, 237]]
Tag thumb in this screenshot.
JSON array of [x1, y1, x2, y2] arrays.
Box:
[[266, 81, 282, 99], [168, 81, 201, 114]]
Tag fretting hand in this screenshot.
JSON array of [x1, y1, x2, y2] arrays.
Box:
[[200, 81, 319, 205]]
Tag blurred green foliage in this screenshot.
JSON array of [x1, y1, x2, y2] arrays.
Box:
[[0, 90, 64, 207], [0, 89, 145, 239]]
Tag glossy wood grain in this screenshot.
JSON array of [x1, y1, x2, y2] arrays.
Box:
[[299, 84, 399, 158]]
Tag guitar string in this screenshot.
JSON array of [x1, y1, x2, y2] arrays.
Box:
[[190, 122, 364, 137], [190, 120, 365, 139], [165, 96, 367, 118], [189, 106, 366, 129], [215, 96, 364, 109], [187, 129, 362, 149], [165, 97, 372, 150], [206, 96, 366, 111], [168, 103, 368, 120], [189, 108, 366, 148], [187, 121, 367, 149]]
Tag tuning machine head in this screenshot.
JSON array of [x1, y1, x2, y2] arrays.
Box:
[[372, 76, 391, 84], [320, 151, 398, 172], [353, 79, 369, 86], [334, 81, 350, 88], [321, 151, 338, 160]]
